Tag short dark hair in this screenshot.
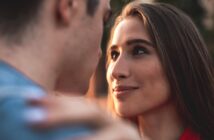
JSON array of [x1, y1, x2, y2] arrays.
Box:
[[0, 0, 99, 42], [0, 0, 43, 41]]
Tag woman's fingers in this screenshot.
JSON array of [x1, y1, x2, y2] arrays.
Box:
[[26, 95, 141, 140], [27, 96, 112, 128]]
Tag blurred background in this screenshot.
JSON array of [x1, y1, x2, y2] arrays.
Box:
[[87, 0, 214, 101]]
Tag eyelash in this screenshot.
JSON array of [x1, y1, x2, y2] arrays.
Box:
[[110, 50, 119, 61], [132, 46, 149, 56], [109, 46, 149, 61]]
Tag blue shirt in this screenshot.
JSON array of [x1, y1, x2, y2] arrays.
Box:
[[0, 61, 92, 140]]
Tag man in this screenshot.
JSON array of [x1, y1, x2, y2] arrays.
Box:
[[0, 0, 141, 139], [0, 0, 112, 139]]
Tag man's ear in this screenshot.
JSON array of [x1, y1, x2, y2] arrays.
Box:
[[56, 0, 78, 25]]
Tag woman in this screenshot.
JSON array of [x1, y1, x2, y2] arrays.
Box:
[[106, 1, 214, 140]]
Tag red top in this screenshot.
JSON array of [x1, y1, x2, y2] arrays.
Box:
[[179, 128, 201, 140]]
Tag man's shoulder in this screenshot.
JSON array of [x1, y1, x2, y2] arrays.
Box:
[[0, 86, 47, 140], [0, 61, 38, 86], [0, 61, 93, 140]]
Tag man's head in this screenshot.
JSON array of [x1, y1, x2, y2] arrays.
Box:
[[0, 0, 111, 94]]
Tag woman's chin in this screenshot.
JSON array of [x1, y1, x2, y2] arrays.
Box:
[[116, 110, 139, 118]]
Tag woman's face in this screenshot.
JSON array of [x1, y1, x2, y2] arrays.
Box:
[[107, 17, 171, 117]]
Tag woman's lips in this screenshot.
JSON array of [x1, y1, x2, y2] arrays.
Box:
[[113, 86, 139, 98]]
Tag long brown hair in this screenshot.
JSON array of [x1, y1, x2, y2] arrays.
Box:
[[106, 1, 214, 139]]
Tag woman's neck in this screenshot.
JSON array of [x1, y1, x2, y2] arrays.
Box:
[[138, 102, 185, 140]]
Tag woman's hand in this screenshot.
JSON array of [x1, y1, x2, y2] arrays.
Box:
[[27, 95, 141, 140]]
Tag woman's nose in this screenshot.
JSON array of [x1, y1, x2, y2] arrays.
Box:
[[111, 55, 130, 80]]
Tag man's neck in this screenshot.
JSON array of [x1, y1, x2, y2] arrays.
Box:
[[0, 40, 59, 91]]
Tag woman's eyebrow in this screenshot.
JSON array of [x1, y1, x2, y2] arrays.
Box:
[[126, 39, 154, 47], [109, 44, 118, 50], [109, 38, 154, 50]]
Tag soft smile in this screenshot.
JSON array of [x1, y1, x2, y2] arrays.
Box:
[[113, 85, 139, 98]]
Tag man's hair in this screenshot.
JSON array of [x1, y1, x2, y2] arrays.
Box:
[[0, 0, 99, 42], [0, 0, 43, 40]]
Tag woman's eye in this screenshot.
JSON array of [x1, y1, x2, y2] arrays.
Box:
[[132, 46, 149, 56], [110, 50, 119, 61]]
